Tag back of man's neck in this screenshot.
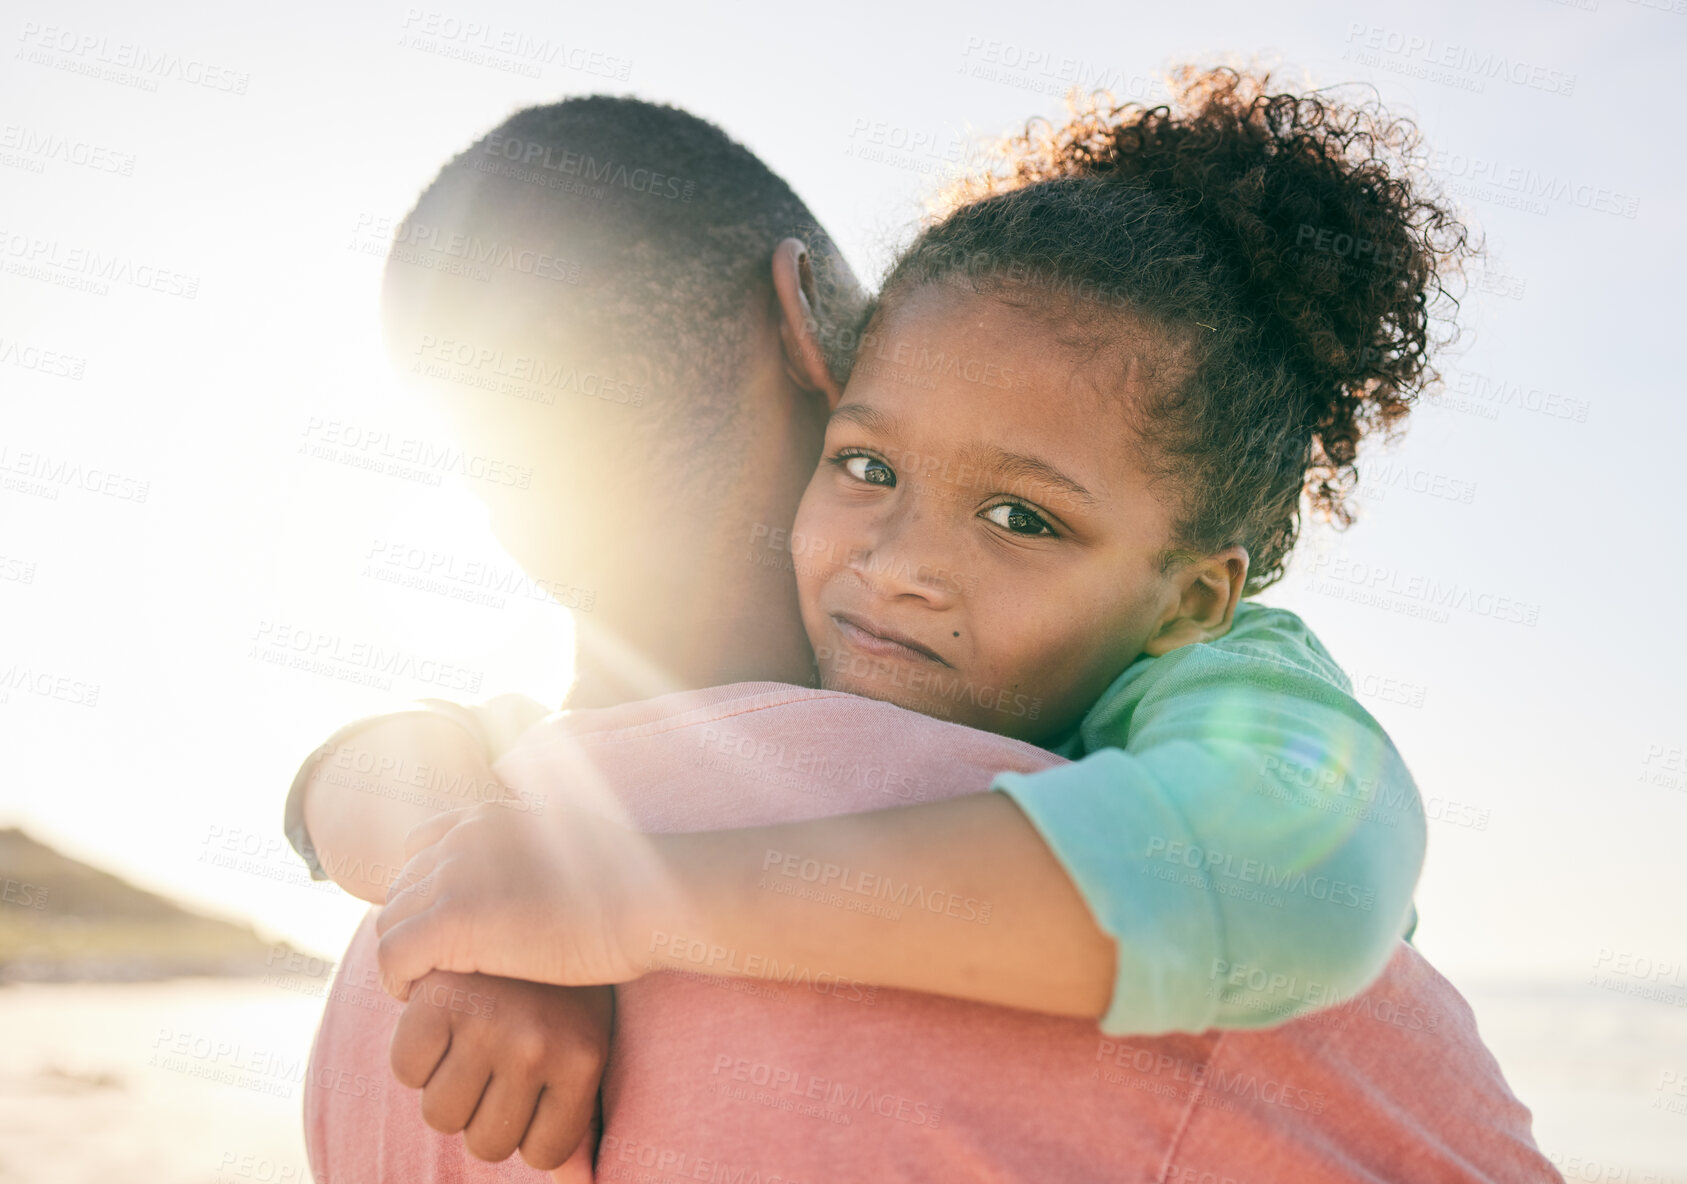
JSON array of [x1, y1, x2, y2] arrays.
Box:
[[563, 611, 816, 711], [564, 621, 681, 710]]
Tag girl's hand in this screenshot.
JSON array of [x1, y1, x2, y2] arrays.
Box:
[[375, 801, 683, 995], [389, 969, 611, 1171]]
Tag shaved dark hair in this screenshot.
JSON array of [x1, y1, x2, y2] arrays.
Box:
[[382, 95, 863, 465]]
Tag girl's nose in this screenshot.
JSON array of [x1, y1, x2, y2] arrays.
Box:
[[845, 500, 962, 607]]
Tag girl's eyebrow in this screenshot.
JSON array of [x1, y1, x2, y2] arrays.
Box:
[[968, 446, 1098, 510], [830, 402, 899, 436], [832, 402, 1097, 510]]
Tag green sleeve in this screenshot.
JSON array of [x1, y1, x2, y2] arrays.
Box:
[[993, 604, 1425, 1035]]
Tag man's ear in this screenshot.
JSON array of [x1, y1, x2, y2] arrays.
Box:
[[1142, 545, 1250, 657], [771, 238, 844, 410]]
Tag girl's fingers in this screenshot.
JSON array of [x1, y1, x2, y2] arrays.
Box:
[[378, 848, 441, 919], [403, 807, 472, 862], [389, 981, 454, 1089], [547, 1141, 596, 1184], [416, 1038, 492, 1136], [379, 970, 414, 1003], [462, 1068, 545, 1164], [376, 906, 452, 990], [523, 1083, 598, 1174]]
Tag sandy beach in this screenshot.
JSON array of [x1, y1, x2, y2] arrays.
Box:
[[1, 975, 1684, 1183]]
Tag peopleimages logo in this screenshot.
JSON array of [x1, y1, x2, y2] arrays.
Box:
[[348, 213, 582, 284], [0, 335, 87, 380], [1295, 223, 1412, 276], [1589, 946, 1687, 1006], [815, 646, 1043, 722], [249, 620, 485, 695], [596, 1138, 805, 1184], [479, 134, 693, 200], [0, 229, 199, 298], [363, 538, 596, 613], [1341, 23, 1577, 97], [298, 416, 533, 490], [956, 36, 1171, 103], [646, 931, 877, 1004], [1446, 370, 1591, 423], [708, 1054, 944, 1129], [396, 10, 631, 80], [0, 660, 100, 708], [0, 124, 136, 176], [408, 334, 646, 409], [16, 21, 251, 94], [760, 848, 992, 924], [213, 1151, 306, 1184], [0, 876, 49, 910], [1093, 1041, 1328, 1115], [1358, 461, 1478, 505], [1207, 958, 1442, 1032], [698, 726, 930, 801], [149, 1029, 382, 1101], [1144, 836, 1376, 911], [749, 522, 980, 596], [0, 446, 149, 503], [1425, 148, 1639, 219], [1299, 553, 1543, 627]]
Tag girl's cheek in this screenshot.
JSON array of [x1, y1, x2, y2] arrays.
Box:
[[791, 480, 832, 562], [982, 619, 1067, 699], [790, 484, 828, 560], [789, 493, 849, 598]]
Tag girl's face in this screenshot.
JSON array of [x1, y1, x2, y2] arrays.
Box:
[[792, 285, 1190, 745]]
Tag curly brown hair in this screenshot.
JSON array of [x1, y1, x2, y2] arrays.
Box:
[[870, 66, 1477, 593]]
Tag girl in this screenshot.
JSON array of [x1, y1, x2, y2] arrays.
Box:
[[372, 66, 1474, 1036]]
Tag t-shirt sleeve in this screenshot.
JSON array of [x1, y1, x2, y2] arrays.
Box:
[[992, 607, 1426, 1035], [281, 693, 554, 879]]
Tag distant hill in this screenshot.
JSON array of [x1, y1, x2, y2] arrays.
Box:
[[0, 828, 301, 982]]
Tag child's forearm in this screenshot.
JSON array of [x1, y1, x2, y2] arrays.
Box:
[[302, 713, 501, 903], [643, 792, 1116, 1019]]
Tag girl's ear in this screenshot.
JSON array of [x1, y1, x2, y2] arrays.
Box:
[[1142, 545, 1250, 657], [771, 238, 845, 410]]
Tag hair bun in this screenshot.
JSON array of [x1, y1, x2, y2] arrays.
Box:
[[943, 65, 1478, 528]]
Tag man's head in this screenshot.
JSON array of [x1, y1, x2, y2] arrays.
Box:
[[382, 96, 868, 691]]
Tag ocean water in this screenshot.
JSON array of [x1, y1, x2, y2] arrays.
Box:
[[0, 979, 321, 1184], [0, 977, 1683, 1183], [1458, 979, 1687, 1182]]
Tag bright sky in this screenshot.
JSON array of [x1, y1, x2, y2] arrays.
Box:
[[1, 0, 1682, 1007]]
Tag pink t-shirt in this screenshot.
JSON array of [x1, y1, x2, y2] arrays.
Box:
[[303, 684, 1560, 1182]]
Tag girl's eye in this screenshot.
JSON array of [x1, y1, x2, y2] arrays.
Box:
[[839, 453, 896, 486], [982, 502, 1054, 537]]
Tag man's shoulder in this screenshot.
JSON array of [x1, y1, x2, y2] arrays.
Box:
[[552, 682, 842, 740], [494, 682, 1061, 828], [508, 681, 1053, 768], [1182, 943, 1557, 1181]]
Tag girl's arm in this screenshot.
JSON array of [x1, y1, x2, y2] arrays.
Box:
[[375, 786, 1117, 1020], [289, 696, 550, 902], [651, 790, 1116, 1019], [376, 613, 1422, 1034], [297, 712, 497, 903], [292, 699, 1111, 1016]]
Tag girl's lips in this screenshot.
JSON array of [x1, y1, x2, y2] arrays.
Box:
[[829, 612, 949, 666]]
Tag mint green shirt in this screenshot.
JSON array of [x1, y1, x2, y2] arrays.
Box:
[[993, 600, 1425, 1036]]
